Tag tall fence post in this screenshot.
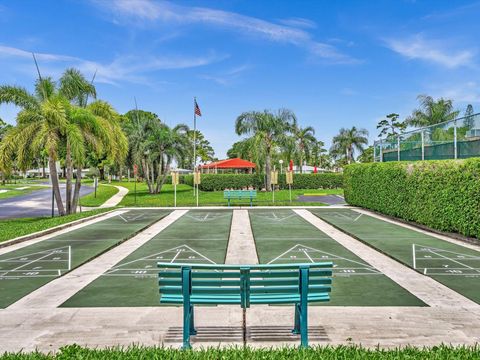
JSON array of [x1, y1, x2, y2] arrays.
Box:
[[421, 131, 425, 161], [397, 136, 401, 161], [454, 121, 458, 159], [379, 140, 383, 162], [373, 142, 377, 162]]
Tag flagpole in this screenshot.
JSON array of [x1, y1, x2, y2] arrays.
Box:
[[193, 97, 197, 197]]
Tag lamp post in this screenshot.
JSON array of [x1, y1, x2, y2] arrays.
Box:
[[279, 159, 284, 174]]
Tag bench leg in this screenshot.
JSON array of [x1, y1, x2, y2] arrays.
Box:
[[182, 302, 191, 349], [299, 268, 309, 348], [228, 198, 230, 207], [292, 303, 300, 334], [190, 305, 197, 335], [299, 302, 308, 347], [250, 197, 252, 207]]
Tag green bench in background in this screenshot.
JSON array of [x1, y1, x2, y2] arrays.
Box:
[[223, 190, 257, 207], [158, 262, 333, 348]]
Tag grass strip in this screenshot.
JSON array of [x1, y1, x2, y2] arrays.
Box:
[[1, 344, 479, 359], [115, 181, 342, 207], [79, 184, 120, 207], [0, 209, 112, 243]]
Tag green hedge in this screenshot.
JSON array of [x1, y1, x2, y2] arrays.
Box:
[[344, 159, 480, 238], [183, 173, 343, 191]]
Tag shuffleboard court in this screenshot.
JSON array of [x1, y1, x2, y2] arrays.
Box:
[[249, 209, 424, 306], [0, 209, 170, 308], [62, 210, 232, 307], [311, 209, 480, 304]]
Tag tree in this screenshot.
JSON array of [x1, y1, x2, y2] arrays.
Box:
[[181, 130, 215, 168], [310, 139, 327, 167], [0, 118, 12, 184], [377, 113, 406, 139], [292, 125, 316, 173], [358, 146, 374, 163], [0, 69, 125, 215], [463, 104, 475, 129], [405, 95, 459, 128], [330, 127, 369, 164], [0, 80, 70, 215], [123, 109, 189, 194], [235, 109, 296, 190]]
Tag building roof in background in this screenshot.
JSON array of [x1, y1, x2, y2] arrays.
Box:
[[199, 158, 256, 169]]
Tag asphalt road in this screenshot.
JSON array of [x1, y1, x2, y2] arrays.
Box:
[[0, 184, 94, 219]]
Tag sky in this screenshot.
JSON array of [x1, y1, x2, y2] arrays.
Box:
[[1, 0, 480, 158]]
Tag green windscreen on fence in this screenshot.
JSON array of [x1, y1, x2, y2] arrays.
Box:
[[375, 113, 480, 162]]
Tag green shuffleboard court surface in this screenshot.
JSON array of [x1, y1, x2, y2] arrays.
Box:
[[249, 209, 424, 306], [311, 209, 480, 304], [0, 210, 170, 308], [62, 210, 232, 307]]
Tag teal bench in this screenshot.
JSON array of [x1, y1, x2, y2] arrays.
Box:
[[223, 190, 257, 207], [158, 262, 333, 348]]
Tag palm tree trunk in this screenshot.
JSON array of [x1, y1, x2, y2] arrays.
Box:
[[49, 156, 65, 216], [71, 165, 82, 214], [265, 148, 272, 191], [156, 160, 170, 194], [65, 141, 72, 214], [142, 158, 153, 194]]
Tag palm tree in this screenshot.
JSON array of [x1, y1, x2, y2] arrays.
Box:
[[123, 110, 188, 194], [310, 139, 327, 168], [330, 127, 369, 164], [148, 123, 189, 193], [0, 79, 70, 215], [293, 125, 316, 173], [406, 95, 459, 128], [0, 69, 124, 215], [235, 109, 296, 190]]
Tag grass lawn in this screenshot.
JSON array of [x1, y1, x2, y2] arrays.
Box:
[[0, 208, 112, 243], [1, 344, 478, 359], [0, 183, 48, 200], [114, 181, 342, 207], [79, 184, 119, 207]]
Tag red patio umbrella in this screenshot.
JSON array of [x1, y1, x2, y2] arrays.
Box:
[[313, 166, 318, 174], [289, 159, 293, 171]]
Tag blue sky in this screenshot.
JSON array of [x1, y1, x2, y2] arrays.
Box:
[[1, 0, 480, 158]]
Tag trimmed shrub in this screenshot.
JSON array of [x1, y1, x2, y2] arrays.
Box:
[[183, 173, 343, 191], [344, 159, 480, 238]]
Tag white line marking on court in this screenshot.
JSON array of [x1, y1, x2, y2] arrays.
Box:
[[303, 250, 314, 263], [170, 250, 181, 263], [353, 213, 363, 222], [68, 246, 72, 270], [427, 248, 477, 271], [412, 244, 416, 269], [118, 214, 128, 223]]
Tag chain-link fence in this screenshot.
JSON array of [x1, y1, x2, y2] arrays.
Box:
[[374, 113, 480, 162]]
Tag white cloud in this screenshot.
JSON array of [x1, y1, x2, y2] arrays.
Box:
[[278, 17, 317, 29], [0, 45, 226, 85], [199, 64, 251, 85], [385, 35, 474, 68], [93, 0, 357, 64], [433, 81, 480, 103]]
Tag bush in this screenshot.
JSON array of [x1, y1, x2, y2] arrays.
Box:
[[183, 173, 343, 191], [344, 159, 480, 238]]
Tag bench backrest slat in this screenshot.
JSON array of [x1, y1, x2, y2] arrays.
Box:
[[158, 262, 332, 307]]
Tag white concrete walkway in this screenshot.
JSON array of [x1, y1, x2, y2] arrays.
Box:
[[98, 185, 129, 208], [225, 210, 258, 264], [294, 209, 479, 309], [8, 210, 188, 309]]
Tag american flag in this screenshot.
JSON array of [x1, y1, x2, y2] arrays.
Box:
[[194, 100, 202, 117]]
